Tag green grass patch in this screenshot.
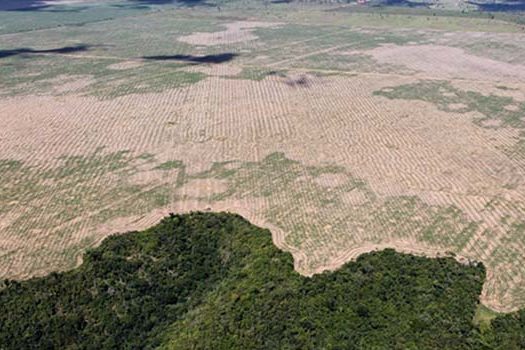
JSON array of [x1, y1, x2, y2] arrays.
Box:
[[0, 3, 151, 35], [0, 150, 177, 277], [375, 80, 525, 129], [168, 153, 480, 266], [155, 160, 184, 170]]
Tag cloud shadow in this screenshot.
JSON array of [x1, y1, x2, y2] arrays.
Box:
[[128, 0, 214, 7], [468, 0, 525, 12], [0, 0, 213, 11], [142, 53, 238, 64], [0, 0, 87, 11], [0, 44, 91, 59], [369, 0, 430, 8]]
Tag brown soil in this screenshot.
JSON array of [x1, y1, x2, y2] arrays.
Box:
[[365, 44, 525, 83], [314, 173, 349, 187], [128, 169, 176, 186], [107, 61, 145, 70], [448, 103, 468, 110], [340, 189, 369, 206], [178, 21, 281, 46], [481, 119, 503, 128], [178, 179, 228, 198], [504, 104, 520, 111]]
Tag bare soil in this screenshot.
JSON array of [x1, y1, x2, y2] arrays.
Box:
[[365, 44, 525, 83], [107, 61, 145, 71], [178, 21, 281, 46]]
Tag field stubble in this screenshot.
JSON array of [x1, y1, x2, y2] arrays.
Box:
[[2, 72, 525, 311]]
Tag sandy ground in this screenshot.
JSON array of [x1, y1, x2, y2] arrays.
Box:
[[107, 61, 145, 71], [362, 44, 525, 83], [178, 21, 282, 46]]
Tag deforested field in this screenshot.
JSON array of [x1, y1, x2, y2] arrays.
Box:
[[1, 0, 525, 313]]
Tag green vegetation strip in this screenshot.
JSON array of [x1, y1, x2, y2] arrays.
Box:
[[375, 80, 525, 129], [375, 80, 525, 159], [1, 212, 524, 349]]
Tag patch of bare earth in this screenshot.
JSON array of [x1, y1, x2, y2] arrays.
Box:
[[481, 119, 503, 128], [504, 104, 520, 111], [128, 169, 176, 186], [94, 209, 171, 240], [341, 189, 368, 206], [314, 173, 348, 187], [107, 61, 144, 70], [178, 21, 281, 46], [337, 49, 366, 56], [178, 179, 228, 198], [448, 103, 468, 111], [340, 189, 369, 206], [365, 44, 525, 83]]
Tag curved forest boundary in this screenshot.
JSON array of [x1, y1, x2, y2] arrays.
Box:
[[0, 212, 524, 349]]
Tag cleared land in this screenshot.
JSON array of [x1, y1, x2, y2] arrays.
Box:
[[1, 1, 525, 312]]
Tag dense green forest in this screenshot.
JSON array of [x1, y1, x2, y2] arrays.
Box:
[[0, 212, 524, 349]]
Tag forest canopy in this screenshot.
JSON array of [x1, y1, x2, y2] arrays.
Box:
[[0, 212, 524, 349]]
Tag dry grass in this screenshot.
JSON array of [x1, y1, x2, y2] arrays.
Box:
[[363, 44, 525, 83]]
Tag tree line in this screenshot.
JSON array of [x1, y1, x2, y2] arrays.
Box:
[[0, 212, 523, 349]]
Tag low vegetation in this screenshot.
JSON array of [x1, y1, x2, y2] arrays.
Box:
[[0, 212, 524, 349], [375, 80, 525, 129]]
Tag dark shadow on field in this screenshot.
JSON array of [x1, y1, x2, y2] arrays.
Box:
[[0, 0, 48, 11], [368, 0, 430, 8], [284, 74, 313, 88], [110, 3, 152, 10], [129, 0, 215, 7], [0, 0, 213, 11], [0, 44, 91, 59], [468, 0, 525, 12], [0, 0, 88, 11], [142, 53, 238, 64]]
